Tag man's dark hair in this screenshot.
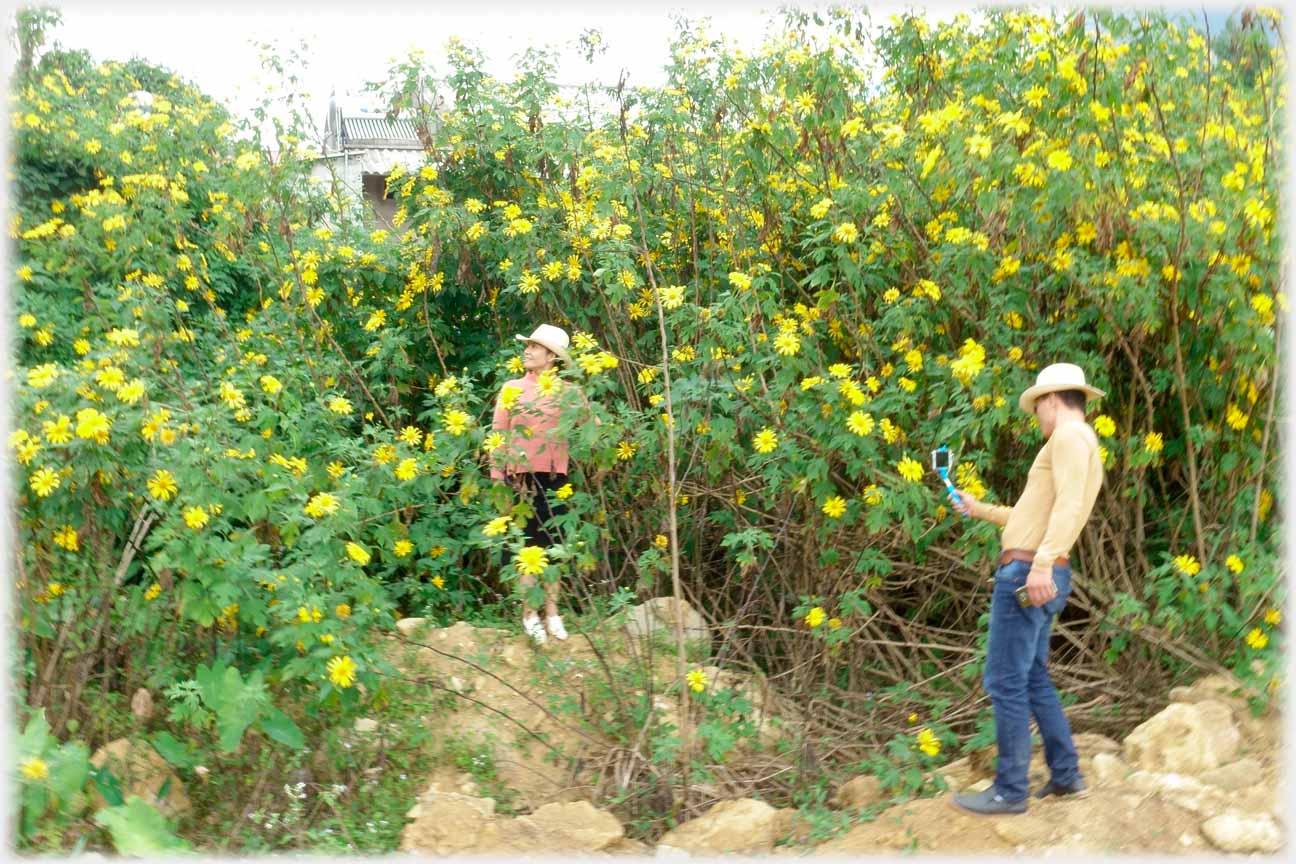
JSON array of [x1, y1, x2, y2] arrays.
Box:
[[1052, 389, 1088, 411]]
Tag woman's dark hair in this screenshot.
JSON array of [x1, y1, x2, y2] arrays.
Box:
[[1052, 389, 1088, 411]]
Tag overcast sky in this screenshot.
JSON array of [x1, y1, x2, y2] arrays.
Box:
[[15, 3, 1252, 143], [38, 3, 818, 132]]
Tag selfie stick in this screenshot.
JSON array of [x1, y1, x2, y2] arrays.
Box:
[[932, 445, 965, 518]]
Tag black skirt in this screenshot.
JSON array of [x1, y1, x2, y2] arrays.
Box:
[[517, 470, 568, 548]]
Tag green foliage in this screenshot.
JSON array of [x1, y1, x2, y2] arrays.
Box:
[[8, 4, 1288, 853], [93, 796, 192, 856]]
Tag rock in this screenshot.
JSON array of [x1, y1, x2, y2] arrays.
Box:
[[1198, 757, 1263, 792], [1200, 811, 1283, 854], [657, 798, 782, 855], [353, 717, 379, 734], [933, 755, 979, 791], [1123, 700, 1240, 775], [1089, 752, 1130, 786], [833, 775, 883, 810], [400, 792, 496, 854], [130, 688, 154, 722], [1070, 732, 1120, 754], [395, 617, 429, 637], [624, 597, 710, 647], [1127, 771, 1228, 816], [497, 801, 624, 851], [607, 837, 651, 855], [88, 739, 190, 818]]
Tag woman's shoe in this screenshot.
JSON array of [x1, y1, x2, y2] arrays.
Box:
[[545, 615, 569, 641], [523, 614, 547, 644]]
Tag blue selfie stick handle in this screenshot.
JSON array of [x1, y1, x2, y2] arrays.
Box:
[[933, 445, 966, 518]]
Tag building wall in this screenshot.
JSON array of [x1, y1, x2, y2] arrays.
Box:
[[308, 148, 426, 229]]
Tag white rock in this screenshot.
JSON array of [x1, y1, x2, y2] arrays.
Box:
[[1090, 752, 1130, 786], [353, 718, 379, 734], [1200, 811, 1284, 854], [1198, 757, 1263, 791], [1123, 700, 1240, 775]]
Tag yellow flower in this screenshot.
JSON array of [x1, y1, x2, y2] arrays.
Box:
[[1046, 148, 1073, 171], [773, 332, 801, 356], [658, 285, 685, 309], [654, 534, 669, 549], [183, 506, 209, 529], [752, 428, 778, 454], [728, 271, 752, 290], [862, 484, 883, 506], [822, 496, 847, 519], [144, 582, 161, 601], [965, 133, 992, 159], [432, 575, 446, 589], [827, 617, 842, 629], [832, 222, 859, 244], [394, 539, 413, 557], [395, 458, 419, 481], [260, 375, 282, 395], [1226, 555, 1245, 574], [327, 655, 357, 688], [305, 492, 339, 518], [1264, 608, 1281, 626], [443, 409, 471, 436], [41, 415, 72, 445], [345, 542, 370, 566], [1246, 628, 1268, 650], [483, 516, 511, 537], [1143, 432, 1164, 453], [20, 757, 49, 781], [53, 525, 79, 551], [1173, 554, 1201, 576], [147, 469, 178, 501], [828, 363, 852, 379], [515, 545, 548, 576], [335, 603, 351, 619], [617, 441, 638, 461], [29, 467, 59, 497], [805, 606, 826, 628], [897, 456, 924, 483], [686, 668, 708, 693], [75, 408, 111, 444], [555, 483, 574, 500], [327, 396, 352, 415], [1226, 404, 1249, 431], [1093, 415, 1116, 437], [846, 411, 875, 437], [916, 727, 941, 757]]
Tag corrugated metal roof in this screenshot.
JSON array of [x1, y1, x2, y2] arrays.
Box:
[[342, 115, 422, 148]]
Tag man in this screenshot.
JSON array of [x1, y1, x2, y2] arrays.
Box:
[[949, 362, 1106, 815]]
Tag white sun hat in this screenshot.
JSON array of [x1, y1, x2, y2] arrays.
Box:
[[1018, 362, 1106, 413], [515, 323, 571, 364]]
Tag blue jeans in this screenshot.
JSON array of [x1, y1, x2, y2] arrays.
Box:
[[982, 560, 1081, 802]]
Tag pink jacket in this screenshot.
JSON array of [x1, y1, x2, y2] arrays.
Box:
[[489, 371, 600, 480]]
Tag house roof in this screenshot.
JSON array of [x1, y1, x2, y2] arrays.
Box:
[[341, 115, 423, 150]]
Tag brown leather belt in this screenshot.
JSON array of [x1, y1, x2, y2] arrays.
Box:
[[999, 548, 1068, 567]]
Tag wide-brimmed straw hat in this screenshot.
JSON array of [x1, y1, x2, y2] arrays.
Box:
[[1018, 362, 1106, 413], [515, 324, 571, 364]]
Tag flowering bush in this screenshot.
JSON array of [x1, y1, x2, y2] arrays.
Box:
[[9, 7, 1286, 847]]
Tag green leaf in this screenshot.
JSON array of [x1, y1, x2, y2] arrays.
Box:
[[258, 705, 305, 750], [93, 796, 192, 856], [92, 766, 124, 807], [148, 732, 196, 770]]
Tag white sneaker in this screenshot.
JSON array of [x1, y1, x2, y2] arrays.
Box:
[[523, 614, 547, 644], [545, 615, 569, 641]]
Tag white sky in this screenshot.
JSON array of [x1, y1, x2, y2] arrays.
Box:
[[39, 2, 851, 137]]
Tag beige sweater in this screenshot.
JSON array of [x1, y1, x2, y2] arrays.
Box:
[[973, 420, 1104, 570]]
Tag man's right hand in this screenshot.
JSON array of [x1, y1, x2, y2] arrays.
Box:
[[952, 488, 978, 518]]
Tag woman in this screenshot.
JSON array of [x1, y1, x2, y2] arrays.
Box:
[[489, 324, 600, 644]]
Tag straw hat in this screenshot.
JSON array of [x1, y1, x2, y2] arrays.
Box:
[[1018, 363, 1106, 413], [515, 324, 571, 364]]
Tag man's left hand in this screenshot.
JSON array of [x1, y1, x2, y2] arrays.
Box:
[[1026, 564, 1057, 607]]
